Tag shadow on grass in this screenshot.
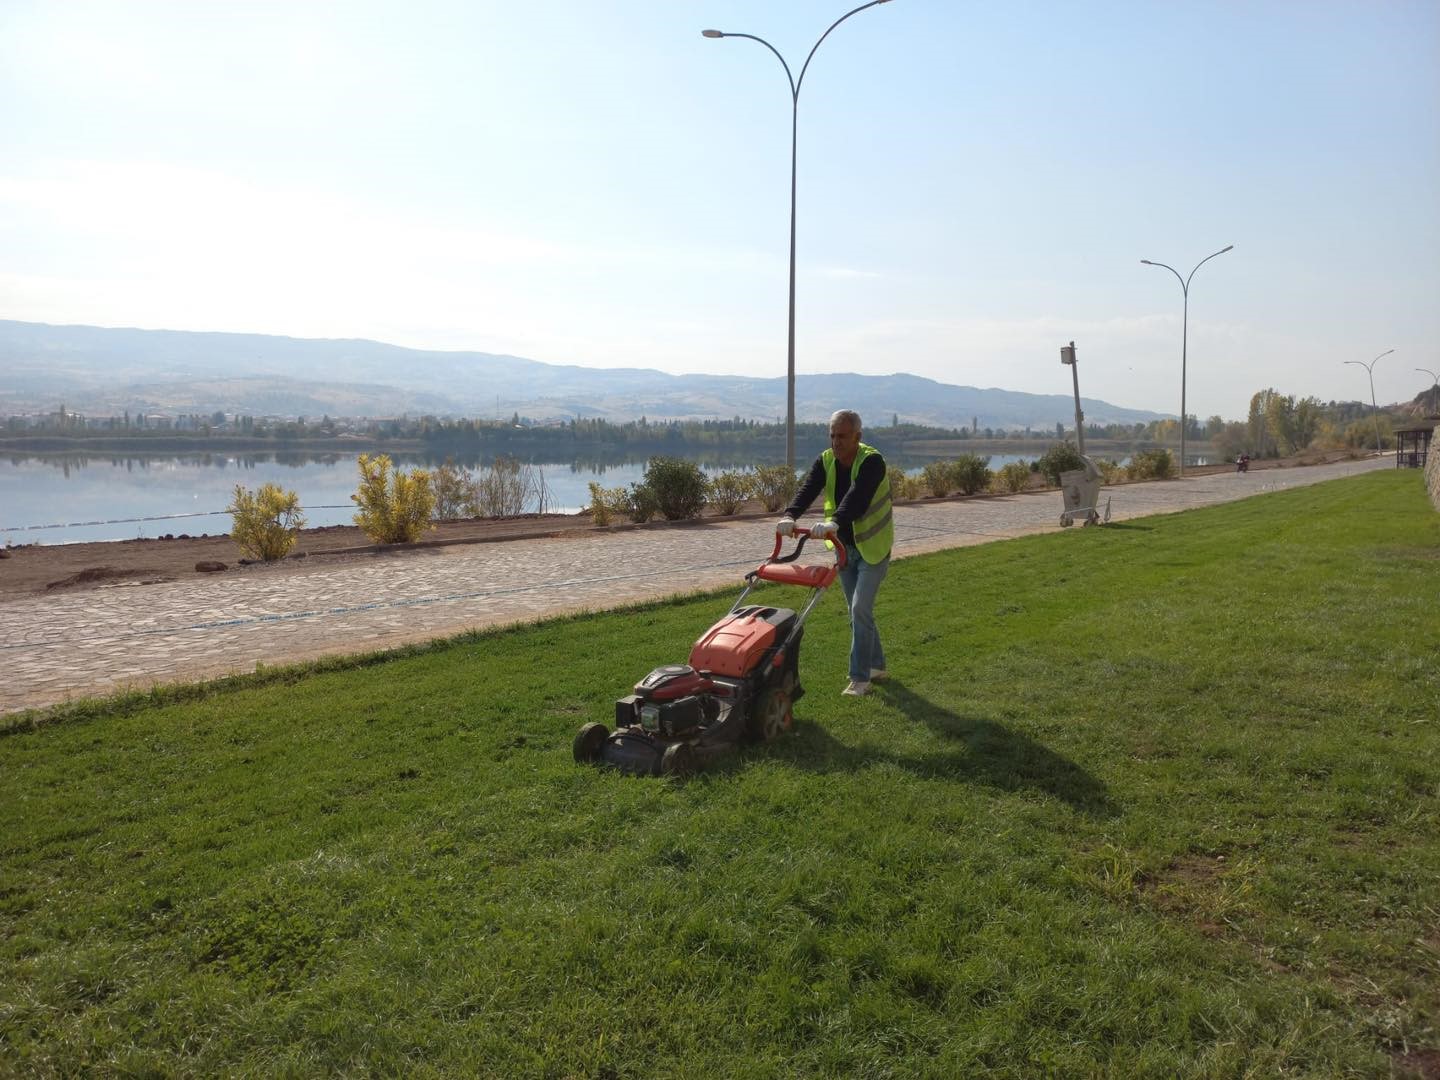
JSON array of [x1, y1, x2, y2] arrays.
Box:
[[782, 681, 1116, 818]]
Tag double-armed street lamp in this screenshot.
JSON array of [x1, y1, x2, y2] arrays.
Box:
[[1345, 348, 1394, 454], [1418, 367, 1439, 416], [1140, 245, 1234, 477], [703, 1, 894, 471]]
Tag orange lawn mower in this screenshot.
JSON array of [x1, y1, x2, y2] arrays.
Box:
[[572, 526, 845, 777]]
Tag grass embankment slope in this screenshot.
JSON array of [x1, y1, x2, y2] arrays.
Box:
[[2, 472, 1437, 1077]]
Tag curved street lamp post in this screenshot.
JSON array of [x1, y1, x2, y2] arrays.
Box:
[[703, 0, 894, 471], [1418, 367, 1439, 416], [1140, 246, 1233, 477], [1345, 349, 1394, 454]]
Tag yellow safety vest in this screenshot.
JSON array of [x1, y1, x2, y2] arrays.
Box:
[[822, 443, 893, 563]]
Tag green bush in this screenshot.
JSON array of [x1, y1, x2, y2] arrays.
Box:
[[1342, 417, 1392, 450], [948, 453, 993, 495], [1126, 449, 1175, 480], [752, 465, 800, 513], [351, 453, 435, 543], [993, 461, 1031, 494], [709, 470, 755, 516], [587, 482, 631, 527], [1094, 458, 1124, 485], [228, 482, 306, 561], [887, 464, 910, 501], [626, 483, 659, 524], [640, 457, 709, 521], [921, 461, 953, 497], [1035, 442, 1086, 485]]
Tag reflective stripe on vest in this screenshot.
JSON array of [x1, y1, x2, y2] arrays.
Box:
[[822, 443, 894, 563]]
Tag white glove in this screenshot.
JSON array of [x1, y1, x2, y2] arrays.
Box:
[[810, 520, 838, 541], [775, 516, 796, 537]]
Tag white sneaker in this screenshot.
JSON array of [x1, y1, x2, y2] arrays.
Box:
[[869, 668, 889, 682], [842, 679, 871, 697]]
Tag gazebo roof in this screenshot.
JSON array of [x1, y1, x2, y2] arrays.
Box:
[[1394, 418, 1438, 436]]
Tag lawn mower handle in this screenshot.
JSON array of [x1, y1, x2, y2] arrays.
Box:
[[769, 526, 847, 570]]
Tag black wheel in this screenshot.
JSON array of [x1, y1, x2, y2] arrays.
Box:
[[573, 722, 609, 764], [748, 675, 794, 743], [661, 742, 695, 777]]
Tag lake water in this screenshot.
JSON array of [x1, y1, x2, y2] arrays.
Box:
[[0, 448, 1147, 545]]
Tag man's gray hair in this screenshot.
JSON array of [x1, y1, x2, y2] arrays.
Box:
[[830, 409, 862, 432]]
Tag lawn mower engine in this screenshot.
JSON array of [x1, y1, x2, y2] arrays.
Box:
[[573, 604, 804, 776]]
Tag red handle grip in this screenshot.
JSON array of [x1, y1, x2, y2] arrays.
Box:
[[769, 526, 847, 569]]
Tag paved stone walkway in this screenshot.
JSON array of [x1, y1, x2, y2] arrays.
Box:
[[1, 457, 1389, 715]]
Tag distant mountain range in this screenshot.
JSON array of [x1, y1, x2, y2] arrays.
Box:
[[0, 320, 1167, 431]]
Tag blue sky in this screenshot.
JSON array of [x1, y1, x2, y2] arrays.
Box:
[[2, 0, 1437, 421]]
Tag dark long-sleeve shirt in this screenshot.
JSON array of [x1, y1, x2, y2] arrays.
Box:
[[785, 450, 886, 548]]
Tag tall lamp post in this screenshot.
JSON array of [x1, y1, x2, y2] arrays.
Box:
[[1418, 367, 1439, 416], [1140, 245, 1233, 477], [703, 0, 894, 471], [1060, 341, 1085, 455], [1345, 349, 1393, 454]]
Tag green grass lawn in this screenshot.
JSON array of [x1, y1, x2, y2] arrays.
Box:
[[3, 472, 1437, 1077]]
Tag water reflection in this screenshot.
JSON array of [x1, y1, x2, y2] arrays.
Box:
[[2, 445, 1198, 546]]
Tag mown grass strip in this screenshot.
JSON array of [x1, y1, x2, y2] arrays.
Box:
[[1, 471, 1436, 1077]]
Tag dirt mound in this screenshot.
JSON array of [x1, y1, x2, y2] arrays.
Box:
[[45, 566, 172, 591]]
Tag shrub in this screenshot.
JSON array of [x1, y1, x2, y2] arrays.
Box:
[[1342, 417, 1392, 450], [887, 472, 921, 506], [1126, 449, 1175, 480], [709, 470, 755, 516], [626, 483, 658, 523], [887, 464, 910, 501], [1094, 458, 1124, 485], [642, 457, 710, 521], [587, 482, 629, 527], [351, 453, 435, 543], [1035, 442, 1086, 485], [432, 458, 477, 520], [948, 453, 992, 495], [921, 461, 953, 497], [752, 465, 800, 513], [888, 465, 925, 501], [993, 461, 1031, 494], [474, 456, 533, 518], [228, 482, 306, 561]]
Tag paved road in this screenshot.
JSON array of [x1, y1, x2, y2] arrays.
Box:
[[2, 457, 1389, 715]]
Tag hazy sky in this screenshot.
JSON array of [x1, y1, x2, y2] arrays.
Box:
[[2, 0, 1437, 420]]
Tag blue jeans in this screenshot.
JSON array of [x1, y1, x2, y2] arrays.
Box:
[[838, 543, 888, 682]]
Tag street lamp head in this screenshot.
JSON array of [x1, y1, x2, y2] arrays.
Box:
[[1219, 245, 1234, 253], [701, 28, 725, 38], [1139, 259, 1154, 265]]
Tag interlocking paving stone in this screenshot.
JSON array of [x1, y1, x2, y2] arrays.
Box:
[[1, 458, 1388, 714]]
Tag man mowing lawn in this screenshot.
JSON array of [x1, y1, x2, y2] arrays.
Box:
[[778, 408, 894, 697]]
